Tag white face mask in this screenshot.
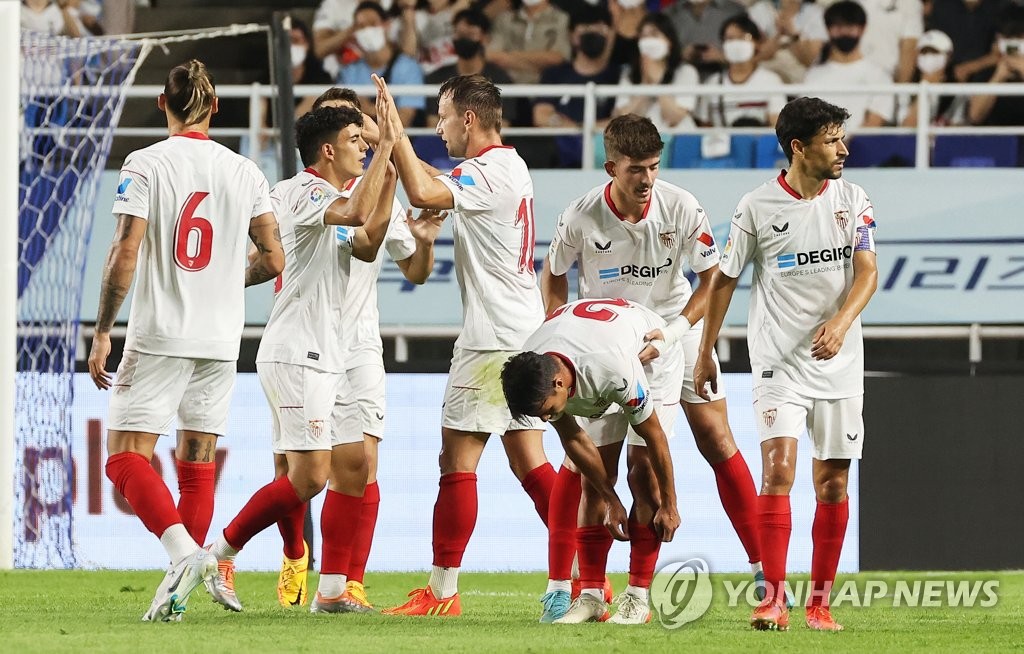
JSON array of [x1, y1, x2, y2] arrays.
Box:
[[290, 44, 308, 68], [722, 39, 755, 64], [916, 52, 947, 75], [521, 0, 544, 7], [355, 25, 387, 53], [638, 36, 670, 61], [616, 0, 645, 8]]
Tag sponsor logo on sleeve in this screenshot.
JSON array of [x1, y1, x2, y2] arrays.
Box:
[[309, 186, 327, 206], [624, 382, 649, 415], [446, 167, 475, 191], [696, 231, 716, 257], [114, 177, 132, 202]]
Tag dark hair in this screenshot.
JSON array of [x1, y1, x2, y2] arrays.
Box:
[[824, 1, 867, 28], [453, 8, 491, 33], [164, 59, 216, 125], [720, 13, 762, 42], [570, 7, 610, 32], [438, 74, 502, 133], [296, 106, 364, 167], [997, 4, 1024, 38], [775, 97, 851, 162], [501, 352, 559, 422], [604, 114, 664, 161], [629, 13, 683, 85], [312, 87, 361, 111], [355, 0, 388, 21]]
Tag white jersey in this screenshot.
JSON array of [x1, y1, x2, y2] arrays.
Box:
[[337, 176, 417, 368], [257, 169, 353, 373], [435, 145, 545, 351], [547, 180, 719, 323], [522, 298, 664, 424], [112, 133, 273, 361], [720, 172, 877, 398]]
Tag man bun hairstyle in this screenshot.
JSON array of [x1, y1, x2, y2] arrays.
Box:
[[164, 59, 216, 126]]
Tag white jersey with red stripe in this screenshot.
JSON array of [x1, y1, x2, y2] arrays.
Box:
[[334, 176, 417, 368], [111, 132, 273, 361], [720, 172, 877, 398], [435, 145, 545, 350], [521, 298, 665, 425], [547, 179, 719, 323], [257, 169, 352, 373]]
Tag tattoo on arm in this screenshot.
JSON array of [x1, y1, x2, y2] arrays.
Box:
[[95, 217, 139, 332]]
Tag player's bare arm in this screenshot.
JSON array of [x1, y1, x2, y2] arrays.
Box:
[[694, 270, 740, 400], [349, 162, 399, 262], [396, 208, 447, 284], [88, 214, 147, 390], [812, 249, 878, 361], [631, 414, 681, 542], [540, 264, 569, 315], [245, 212, 285, 287], [551, 413, 629, 541], [372, 74, 454, 210]]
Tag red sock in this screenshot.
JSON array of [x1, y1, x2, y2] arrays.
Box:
[[628, 520, 661, 588], [277, 499, 307, 560], [521, 462, 557, 526], [223, 475, 303, 550], [577, 524, 613, 588], [320, 490, 364, 575], [106, 452, 182, 538], [548, 466, 581, 580], [759, 494, 792, 602], [432, 472, 478, 568], [348, 481, 380, 583], [809, 498, 849, 608], [712, 452, 761, 563], [175, 459, 215, 546]]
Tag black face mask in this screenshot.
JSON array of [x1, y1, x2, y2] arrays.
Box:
[[578, 33, 608, 59], [452, 37, 483, 60], [831, 35, 860, 54]]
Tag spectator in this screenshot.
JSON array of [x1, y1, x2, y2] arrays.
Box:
[[608, 0, 648, 69], [290, 18, 335, 118], [394, 0, 471, 75], [968, 4, 1024, 126], [664, 0, 746, 75], [698, 14, 786, 127], [22, 0, 83, 36], [899, 30, 967, 126], [487, 0, 571, 84], [613, 12, 700, 131], [748, 0, 828, 83], [313, 0, 383, 78], [533, 10, 619, 166], [928, 0, 1001, 82], [425, 9, 518, 126], [339, 0, 425, 127], [804, 0, 893, 129], [856, 0, 923, 82], [100, 0, 135, 35]]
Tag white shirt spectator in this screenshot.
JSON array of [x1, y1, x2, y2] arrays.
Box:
[[698, 67, 788, 127], [613, 64, 699, 131], [857, 0, 923, 79], [803, 58, 894, 128], [748, 0, 828, 42]]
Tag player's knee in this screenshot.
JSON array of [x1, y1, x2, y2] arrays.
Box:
[[815, 476, 848, 503], [761, 464, 796, 493], [291, 472, 328, 502], [692, 422, 737, 463]]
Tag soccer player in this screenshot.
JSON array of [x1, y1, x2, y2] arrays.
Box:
[[694, 97, 878, 632], [87, 60, 285, 622], [539, 114, 762, 623], [374, 74, 557, 617], [203, 94, 404, 614], [273, 87, 445, 610], [501, 298, 681, 622]]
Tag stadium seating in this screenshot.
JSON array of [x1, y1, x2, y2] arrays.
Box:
[[844, 135, 917, 167], [669, 135, 783, 169], [932, 135, 1020, 168]]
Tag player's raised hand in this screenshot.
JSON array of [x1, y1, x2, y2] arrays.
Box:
[[639, 328, 664, 364], [604, 495, 631, 541], [371, 73, 405, 137], [409, 207, 447, 243], [360, 111, 381, 146], [811, 317, 849, 360], [692, 351, 718, 401], [373, 81, 401, 146], [88, 332, 113, 390], [653, 504, 681, 542]]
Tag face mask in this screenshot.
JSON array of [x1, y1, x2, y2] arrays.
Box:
[[638, 36, 670, 60], [617, 0, 645, 8], [999, 38, 1024, 56], [916, 52, 947, 75], [452, 37, 483, 59], [355, 25, 387, 53], [722, 39, 756, 64], [831, 35, 860, 54], [578, 33, 608, 59], [290, 44, 308, 68], [521, 0, 544, 7]]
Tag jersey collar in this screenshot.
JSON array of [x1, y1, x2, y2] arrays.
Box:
[[604, 182, 652, 222], [777, 170, 829, 200], [474, 144, 515, 158], [172, 131, 210, 140], [304, 166, 326, 179], [547, 351, 577, 398]]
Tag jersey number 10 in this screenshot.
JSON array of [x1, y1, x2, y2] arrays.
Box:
[[173, 191, 213, 272]]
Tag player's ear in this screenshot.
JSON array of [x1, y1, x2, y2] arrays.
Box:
[[463, 109, 473, 129], [321, 141, 334, 162], [210, 96, 219, 116], [603, 160, 616, 177], [157, 93, 166, 112], [790, 138, 804, 159]]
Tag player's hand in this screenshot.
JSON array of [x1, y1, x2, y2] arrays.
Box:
[[639, 328, 664, 364], [371, 74, 405, 140], [692, 352, 718, 401], [409, 207, 447, 243], [653, 504, 681, 542], [88, 332, 113, 390], [604, 496, 630, 541], [372, 81, 400, 146], [811, 317, 849, 360], [360, 112, 381, 146]]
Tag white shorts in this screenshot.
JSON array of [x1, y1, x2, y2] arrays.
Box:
[[258, 362, 364, 453], [580, 342, 684, 448], [753, 385, 864, 460], [347, 363, 386, 439], [680, 325, 726, 405], [108, 350, 235, 436], [442, 348, 544, 435]]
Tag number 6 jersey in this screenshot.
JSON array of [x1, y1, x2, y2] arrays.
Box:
[[112, 132, 273, 361]]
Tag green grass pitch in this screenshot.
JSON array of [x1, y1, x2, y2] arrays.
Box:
[[1, 570, 1021, 652]]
